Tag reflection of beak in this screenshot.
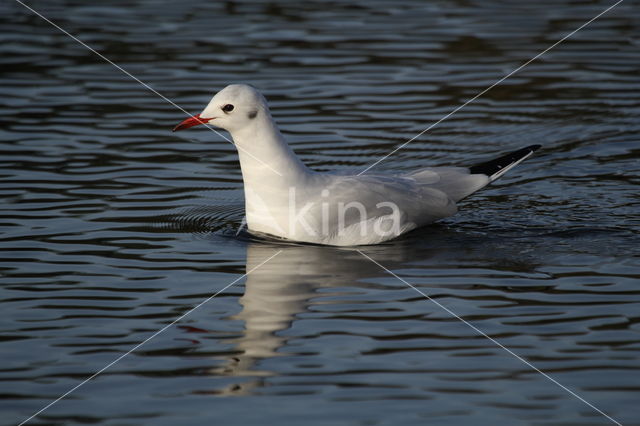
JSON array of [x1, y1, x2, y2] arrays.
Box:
[[172, 114, 213, 132]]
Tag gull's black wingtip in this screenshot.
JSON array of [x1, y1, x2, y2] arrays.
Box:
[[469, 144, 542, 181]]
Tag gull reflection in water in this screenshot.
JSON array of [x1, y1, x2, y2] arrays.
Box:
[[203, 240, 416, 395], [200, 230, 537, 396]]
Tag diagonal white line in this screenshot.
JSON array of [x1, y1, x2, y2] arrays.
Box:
[[13, 0, 283, 177], [357, 250, 622, 426], [18, 250, 282, 426], [357, 0, 624, 176]]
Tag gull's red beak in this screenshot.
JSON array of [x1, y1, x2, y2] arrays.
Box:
[[173, 114, 212, 132]]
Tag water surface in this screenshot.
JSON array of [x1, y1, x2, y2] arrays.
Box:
[[1, 0, 639, 425]]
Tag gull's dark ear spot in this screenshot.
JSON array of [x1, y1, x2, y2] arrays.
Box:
[[247, 110, 258, 119]]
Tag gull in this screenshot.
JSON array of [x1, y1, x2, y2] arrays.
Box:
[[174, 84, 540, 246]]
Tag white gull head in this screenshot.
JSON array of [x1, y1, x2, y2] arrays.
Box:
[[200, 84, 267, 134]]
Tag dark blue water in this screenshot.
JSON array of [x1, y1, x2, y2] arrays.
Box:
[[1, 0, 639, 425]]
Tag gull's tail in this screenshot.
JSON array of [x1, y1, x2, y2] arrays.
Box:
[[407, 144, 541, 203], [469, 144, 541, 182]]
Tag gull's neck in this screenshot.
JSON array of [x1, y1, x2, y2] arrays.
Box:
[[230, 111, 311, 186]]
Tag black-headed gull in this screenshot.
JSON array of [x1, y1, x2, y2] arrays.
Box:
[[174, 84, 540, 246]]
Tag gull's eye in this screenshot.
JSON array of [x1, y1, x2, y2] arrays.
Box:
[[222, 104, 234, 113]]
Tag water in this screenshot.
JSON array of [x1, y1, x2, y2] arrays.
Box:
[[1, 0, 639, 424]]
